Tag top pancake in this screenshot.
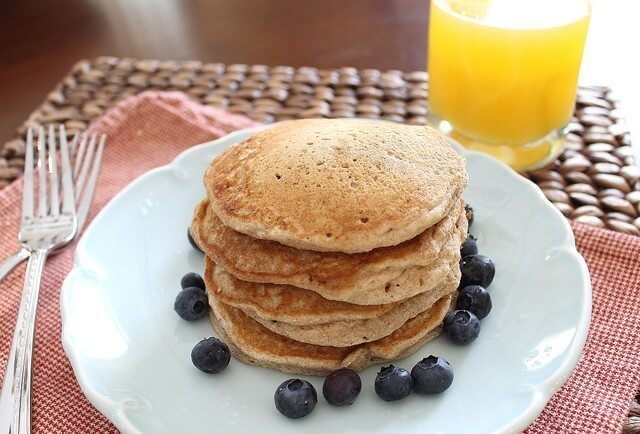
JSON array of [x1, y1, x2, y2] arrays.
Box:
[[205, 119, 467, 253]]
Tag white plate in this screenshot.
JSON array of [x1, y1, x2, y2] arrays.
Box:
[[61, 124, 591, 434]]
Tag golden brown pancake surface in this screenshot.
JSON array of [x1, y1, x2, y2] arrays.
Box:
[[192, 199, 467, 305], [207, 287, 452, 376], [205, 119, 467, 253]]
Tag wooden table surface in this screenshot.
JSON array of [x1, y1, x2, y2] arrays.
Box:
[[0, 0, 638, 152], [0, 0, 429, 144]]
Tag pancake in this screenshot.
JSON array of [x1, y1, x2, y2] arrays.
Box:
[[206, 231, 462, 306], [205, 258, 457, 346], [250, 277, 456, 347], [204, 119, 467, 253], [196, 217, 466, 305], [191, 198, 465, 296], [205, 225, 461, 304], [207, 288, 452, 375], [205, 258, 399, 325]]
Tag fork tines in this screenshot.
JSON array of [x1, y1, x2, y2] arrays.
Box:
[[22, 125, 76, 220], [70, 131, 105, 228]]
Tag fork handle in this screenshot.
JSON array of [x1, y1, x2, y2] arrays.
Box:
[[0, 249, 48, 434], [0, 249, 30, 283]]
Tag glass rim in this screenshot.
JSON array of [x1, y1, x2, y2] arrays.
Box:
[[432, 0, 591, 30]]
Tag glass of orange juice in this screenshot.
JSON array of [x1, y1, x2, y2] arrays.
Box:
[[427, 0, 590, 170]]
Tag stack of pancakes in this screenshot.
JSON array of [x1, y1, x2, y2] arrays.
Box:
[[190, 119, 468, 375]]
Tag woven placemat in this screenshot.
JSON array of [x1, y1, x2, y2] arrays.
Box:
[[0, 56, 638, 432], [1, 57, 638, 238]]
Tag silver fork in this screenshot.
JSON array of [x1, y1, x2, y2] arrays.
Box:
[[0, 132, 106, 282], [0, 126, 103, 433]]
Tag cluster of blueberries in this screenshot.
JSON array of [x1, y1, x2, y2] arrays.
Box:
[[174, 271, 232, 373], [173, 204, 495, 419], [273, 355, 454, 419], [442, 205, 495, 345]]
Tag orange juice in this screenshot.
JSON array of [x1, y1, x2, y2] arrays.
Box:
[[428, 0, 590, 168]]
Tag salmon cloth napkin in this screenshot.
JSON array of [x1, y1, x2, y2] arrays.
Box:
[[1, 91, 640, 433]]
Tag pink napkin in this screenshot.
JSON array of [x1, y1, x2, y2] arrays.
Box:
[[0, 91, 256, 433], [1, 91, 639, 433]]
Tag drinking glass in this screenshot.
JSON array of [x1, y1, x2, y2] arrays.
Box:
[[427, 0, 590, 170]]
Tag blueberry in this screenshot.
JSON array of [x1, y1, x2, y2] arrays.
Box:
[[322, 368, 362, 406], [443, 310, 481, 345], [174, 287, 209, 321], [191, 337, 231, 373], [459, 254, 495, 288], [374, 365, 413, 401], [457, 285, 492, 319], [274, 379, 318, 419], [464, 204, 474, 227], [460, 235, 478, 258], [188, 227, 203, 253], [411, 356, 454, 394], [181, 272, 205, 291]]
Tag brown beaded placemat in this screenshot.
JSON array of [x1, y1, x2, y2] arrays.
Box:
[[1, 57, 638, 237], [0, 56, 638, 431]]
